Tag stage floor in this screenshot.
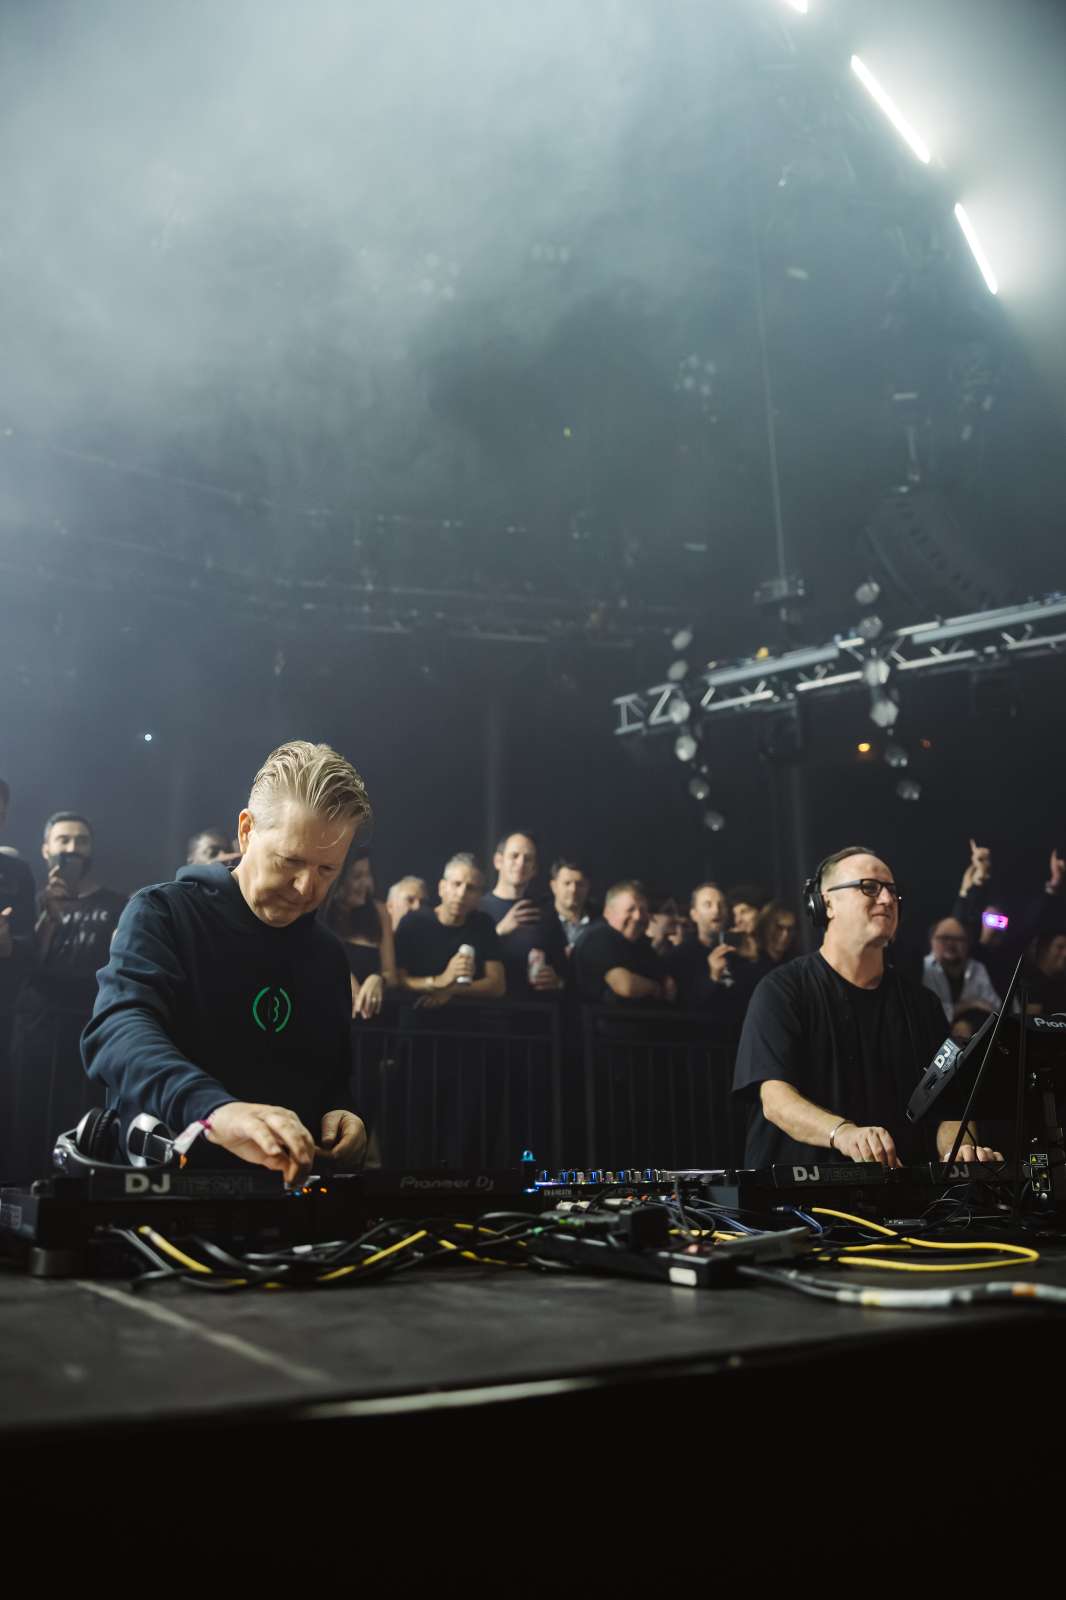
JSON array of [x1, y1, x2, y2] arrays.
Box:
[[4, 1245, 1065, 1443]]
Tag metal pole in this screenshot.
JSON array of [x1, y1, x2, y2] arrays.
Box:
[[483, 687, 504, 867]]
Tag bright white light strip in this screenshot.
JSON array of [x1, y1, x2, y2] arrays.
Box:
[[850, 55, 931, 165], [954, 203, 999, 294], [783, 0, 808, 13]]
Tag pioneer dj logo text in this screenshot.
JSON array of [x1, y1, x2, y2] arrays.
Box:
[[398, 1175, 496, 1191]]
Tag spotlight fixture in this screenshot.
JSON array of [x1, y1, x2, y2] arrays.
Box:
[[688, 775, 710, 801], [896, 778, 922, 802], [854, 579, 881, 607], [668, 698, 691, 724], [863, 658, 891, 688], [869, 688, 900, 729], [884, 742, 909, 769], [667, 659, 689, 682], [142, 733, 154, 743], [857, 615, 884, 642], [850, 55, 931, 165], [702, 810, 726, 832], [857, 741, 872, 755], [671, 627, 694, 652], [674, 733, 698, 762]]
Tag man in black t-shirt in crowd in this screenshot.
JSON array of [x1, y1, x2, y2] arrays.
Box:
[[669, 882, 750, 1027], [733, 844, 1003, 1170], [550, 857, 593, 954], [396, 853, 505, 1008], [480, 832, 566, 997], [573, 881, 676, 1006], [8, 812, 127, 1182], [186, 827, 239, 868], [0, 780, 37, 1179]]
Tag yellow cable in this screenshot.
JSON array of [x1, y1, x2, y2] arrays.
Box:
[[901, 1236, 1039, 1261], [838, 1254, 1031, 1273], [810, 1207, 898, 1236], [317, 1228, 429, 1283], [806, 1207, 1040, 1274], [828, 1242, 912, 1253], [137, 1225, 213, 1274], [838, 1235, 1039, 1273], [435, 1237, 523, 1268]]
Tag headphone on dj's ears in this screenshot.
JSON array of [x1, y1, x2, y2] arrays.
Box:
[[802, 856, 833, 932], [802, 847, 901, 938]]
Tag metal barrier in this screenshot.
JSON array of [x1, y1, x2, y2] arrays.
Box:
[[351, 1000, 563, 1169], [580, 1006, 745, 1170]]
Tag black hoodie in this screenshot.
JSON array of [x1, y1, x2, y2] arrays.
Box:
[[81, 863, 353, 1139]]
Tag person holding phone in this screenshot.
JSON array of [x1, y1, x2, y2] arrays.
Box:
[[479, 831, 567, 998], [7, 812, 126, 1182], [0, 780, 37, 1179]]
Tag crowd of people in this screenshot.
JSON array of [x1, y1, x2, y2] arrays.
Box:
[[2, 757, 1066, 1183]]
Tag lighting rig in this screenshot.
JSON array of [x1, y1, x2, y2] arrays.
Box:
[[615, 592, 1066, 825]]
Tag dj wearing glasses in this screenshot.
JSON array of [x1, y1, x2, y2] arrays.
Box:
[[733, 844, 1002, 1170]]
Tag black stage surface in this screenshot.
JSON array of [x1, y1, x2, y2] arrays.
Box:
[[5, 1246, 1065, 1451]]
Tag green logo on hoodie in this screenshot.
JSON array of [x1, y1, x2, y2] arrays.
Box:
[[252, 985, 293, 1033]]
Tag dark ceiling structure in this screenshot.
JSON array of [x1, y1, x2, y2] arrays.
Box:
[[2, 0, 1060, 664]]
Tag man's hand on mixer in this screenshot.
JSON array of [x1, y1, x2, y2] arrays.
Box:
[[316, 1109, 368, 1169], [832, 1122, 903, 1169], [204, 1102, 316, 1186]]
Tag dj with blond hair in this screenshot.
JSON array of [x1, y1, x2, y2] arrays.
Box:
[[82, 742, 372, 1185]]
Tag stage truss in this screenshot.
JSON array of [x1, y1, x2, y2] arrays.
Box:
[[613, 594, 1066, 736]]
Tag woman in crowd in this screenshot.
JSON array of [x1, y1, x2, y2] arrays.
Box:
[[319, 847, 397, 1019], [755, 901, 798, 971], [725, 884, 766, 964]]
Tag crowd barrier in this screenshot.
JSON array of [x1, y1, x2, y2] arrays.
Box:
[[351, 1000, 743, 1171]]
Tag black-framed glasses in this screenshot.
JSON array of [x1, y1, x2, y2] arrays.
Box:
[[825, 878, 901, 903]]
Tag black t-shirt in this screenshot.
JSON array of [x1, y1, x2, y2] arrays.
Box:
[[572, 919, 667, 1005], [340, 942, 382, 984], [0, 852, 36, 1015], [395, 908, 502, 983], [733, 952, 950, 1168], [17, 887, 127, 1021], [667, 936, 757, 1023], [479, 891, 568, 996]]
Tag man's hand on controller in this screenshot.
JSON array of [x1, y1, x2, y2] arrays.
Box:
[[952, 1141, 1004, 1164], [205, 1102, 317, 1186], [833, 1122, 903, 1169], [316, 1109, 368, 1168]]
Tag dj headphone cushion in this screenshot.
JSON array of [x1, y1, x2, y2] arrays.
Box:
[[76, 1107, 122, 1163]]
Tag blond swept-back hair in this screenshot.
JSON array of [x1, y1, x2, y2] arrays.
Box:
[[248, 741, 372, 832]]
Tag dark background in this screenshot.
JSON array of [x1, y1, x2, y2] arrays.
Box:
[[1, 0, 1064, 938]]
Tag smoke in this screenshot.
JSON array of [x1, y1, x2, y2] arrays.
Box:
[[1, 0, 743, 525]]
